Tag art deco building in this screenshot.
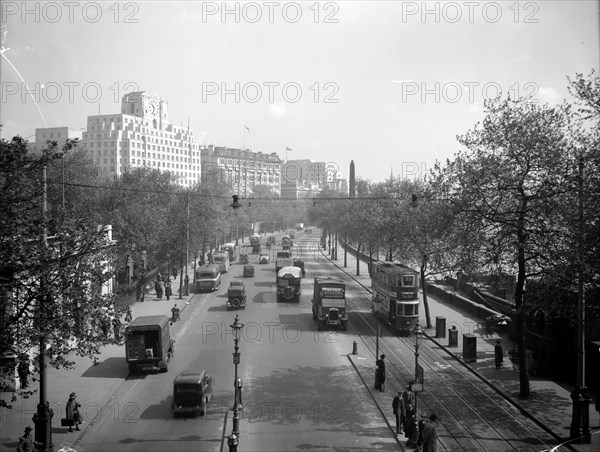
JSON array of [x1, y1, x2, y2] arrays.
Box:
[[81, 91, 201, 186], [201, 145, 282, 196]]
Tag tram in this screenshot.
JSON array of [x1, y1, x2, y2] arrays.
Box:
[[370, 261, 420, 334]]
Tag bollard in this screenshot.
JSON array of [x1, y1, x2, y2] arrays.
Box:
[[448, 326, 458, 347], [463, 333, 477, 363], [435, 316, 446, 338], [352, 341, 358, 355]]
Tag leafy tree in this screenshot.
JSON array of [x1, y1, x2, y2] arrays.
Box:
[[442, 97, 572, 398], [0, 137, 118, 408]]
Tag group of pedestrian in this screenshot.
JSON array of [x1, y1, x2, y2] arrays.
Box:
[[392, 383, 439, 451], [154, 272, 173, 301]]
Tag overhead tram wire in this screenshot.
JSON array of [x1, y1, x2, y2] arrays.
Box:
[[45, 180, 404, 204]]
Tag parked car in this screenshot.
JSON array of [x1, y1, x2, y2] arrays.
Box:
[[227, 281, 247, 310], [240, 254, 249, 264], [243, 265, 255, 277], [259, 254, 270, 264]]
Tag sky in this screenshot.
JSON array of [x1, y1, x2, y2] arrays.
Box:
[[1, 1, 598, 183]]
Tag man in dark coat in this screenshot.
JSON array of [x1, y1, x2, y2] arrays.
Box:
[[495, 340, 503, 369], [375, 354, 386, 391], [17, 356, 30, 389], [392, 390, 404, 434], [420, 413, 439, 452], [17, 426, 41, 452]]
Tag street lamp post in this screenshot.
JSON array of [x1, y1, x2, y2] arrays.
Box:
[[228, 314, 244, 452], [373, 293, 383, 359], [409, 323, 424, 447]]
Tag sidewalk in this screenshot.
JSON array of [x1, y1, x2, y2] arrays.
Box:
[[325, 245, 600, 452], [0, 263, 198, 452]]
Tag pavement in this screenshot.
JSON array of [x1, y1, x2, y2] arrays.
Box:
[[324, 245, 600, 452]]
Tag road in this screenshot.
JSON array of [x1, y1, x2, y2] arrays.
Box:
[[71, 230, 398, 452]]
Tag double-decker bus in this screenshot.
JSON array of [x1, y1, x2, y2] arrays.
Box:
[[370, 261, 420, 334]]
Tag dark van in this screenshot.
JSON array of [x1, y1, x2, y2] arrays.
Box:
[[172, 370, 214, 417], [195, 264, 221, 292]]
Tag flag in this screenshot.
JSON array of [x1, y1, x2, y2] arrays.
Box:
[[286, 147, 293, 151], [245, 125, 250, 132]]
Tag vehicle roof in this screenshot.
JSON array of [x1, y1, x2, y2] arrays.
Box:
[[278, 266, 302, 278], [174, 370, 207, 384], [372, 261, 419, 275], [251, 234, 261, 239], [276, 258, 294, 264], [230, 281, 244, 286], [293, 259, 304, 265], [197, 264, 220, 272], [314, 276, 345, 286], [128, 315, 170, 328], [282, 235, 290, 239], [223, 243, 235, 248]]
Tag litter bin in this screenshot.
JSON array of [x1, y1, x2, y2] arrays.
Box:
[[448, 326, 458, 347], [436, 316, 446, 338], [463, 333, 477, 363]]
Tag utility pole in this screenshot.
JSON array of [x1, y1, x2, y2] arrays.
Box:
[[33, 155, 54, 452]]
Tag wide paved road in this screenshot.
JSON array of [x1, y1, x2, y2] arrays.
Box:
[[74, 230, 399, 452]]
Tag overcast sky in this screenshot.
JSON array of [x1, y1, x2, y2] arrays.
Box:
[[1, 1, 598, 182]]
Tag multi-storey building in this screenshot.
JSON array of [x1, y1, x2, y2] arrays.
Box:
[[81, 91, 201, 186], [32, 127, 83, 152], [283, 159, 348, 197], [201, 145, 282, 196]]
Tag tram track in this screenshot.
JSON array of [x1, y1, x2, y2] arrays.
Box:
[[297, 240, 557, 452]]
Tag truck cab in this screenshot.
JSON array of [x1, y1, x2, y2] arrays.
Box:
[[275, 258, 293, 273], [312, 277, 348, 331], [276, 266, 302, 303]]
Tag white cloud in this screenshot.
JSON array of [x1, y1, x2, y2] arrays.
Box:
[[537, 87, 563, 106]]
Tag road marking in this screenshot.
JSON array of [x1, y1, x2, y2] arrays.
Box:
[[434, 361, 452, 369]]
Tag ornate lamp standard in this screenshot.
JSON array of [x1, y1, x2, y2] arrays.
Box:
[[228, 314, 244, 452], [408, 323, 424, 447]]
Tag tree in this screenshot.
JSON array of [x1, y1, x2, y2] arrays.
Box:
[[443, 97, 572, 398], [0, 137, 118, 408]]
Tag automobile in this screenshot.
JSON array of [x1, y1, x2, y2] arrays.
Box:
[[259, 254, 270, 264], [172, 370, 214, 417], [243, 265, 255, 277], [227, 281, 247, 310], [240, 254, 249, 264], [267, 236, 276, 245], [293, 259, 306, 277]]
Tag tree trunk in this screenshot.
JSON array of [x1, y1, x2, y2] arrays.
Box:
[[420, 258, 432, 329], [515, 238, 531, 398], [344, 235, 348, 267]]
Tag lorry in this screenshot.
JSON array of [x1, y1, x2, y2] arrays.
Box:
[[125, 315, 175, 374], [275, 258, 294, 274], [250, 234, 262, 253], [312, 277, 348, 331], [294, 223, 304, 231], [282, 235, 292, 250], [276, 266, 302, 303]]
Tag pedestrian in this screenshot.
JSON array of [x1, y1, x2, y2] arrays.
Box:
[[184, 273, 190, 295], [65, 392, 82, 432], [375, 354, 386, 391], [404, 402, 415, 442], [17, 355, 30, 389], [112, 316, 122, 341], [495, 340, 503, 369], [125, 305, 133, 323], [401, 383, 415, 435], [172, 267, 178, 279], [392, 390, 404, 435], [17, 426, 41, 452], [171, 304, 180, 321], [154, 279, 163, 300], [165, 279, 172, 301], [420, 413, 439, 452]]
